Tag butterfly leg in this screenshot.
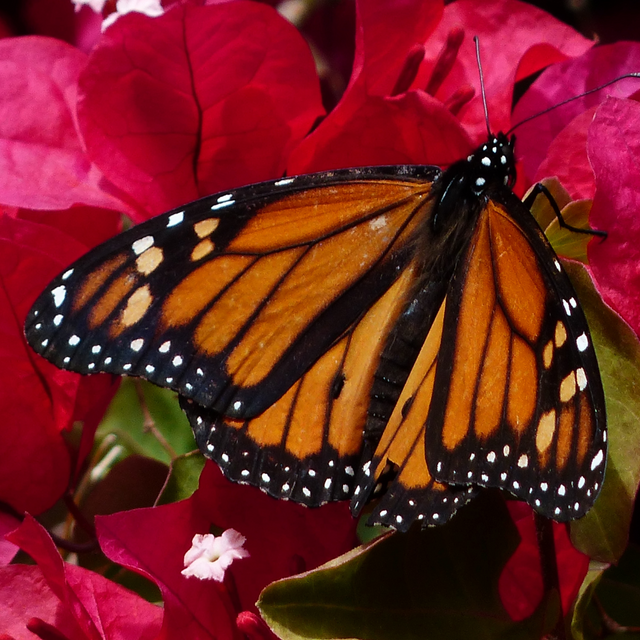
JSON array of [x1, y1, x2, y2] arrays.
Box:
[[524, 182, 607, 239]]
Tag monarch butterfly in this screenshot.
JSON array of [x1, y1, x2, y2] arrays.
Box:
[[24, 126, 607, 532]]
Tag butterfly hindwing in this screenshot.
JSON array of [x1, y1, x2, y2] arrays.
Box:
[[25, 166, 439, 419], [425, 191, 607, 520], [351, 296, 477, 531]]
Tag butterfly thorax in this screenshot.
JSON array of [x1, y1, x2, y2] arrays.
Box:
[[433, 132, 516, 232]]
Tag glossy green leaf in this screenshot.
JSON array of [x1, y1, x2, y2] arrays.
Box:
[[565, 262, 640, 563], [259, 491, 558, 640], [157, 451, 205, 505], [97, 379, 195, 463]]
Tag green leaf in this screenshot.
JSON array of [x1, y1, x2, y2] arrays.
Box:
[[570, 560, 607, 640], [97, 379, 195, 463], [594, 544, 640, 637], [157, 451, 206, 505], [565, 262, 640, 563], [259, 491, 557, 640]]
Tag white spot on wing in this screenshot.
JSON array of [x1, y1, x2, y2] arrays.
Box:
[[130, 338, 144, 352], [167, 211, 184, 227], [275, 178, 294, 186], [52, 285, 66, 308], [577, 333, 589, 352], [591, 449, 604, 470], [132, 235, 154, 255], [159, 341, 171, 353], [211, 199, 235, 211], [62, 268, 74, 280], [68, 334, 80, 346], [576, 368, 587, 390]]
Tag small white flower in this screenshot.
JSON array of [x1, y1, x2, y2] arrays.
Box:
[[72, 0, 106, 13], [182, 529, 249, 581], [102, 0, 164, 30]]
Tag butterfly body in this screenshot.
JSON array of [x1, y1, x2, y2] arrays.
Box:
[[25, 131, 606, 531]]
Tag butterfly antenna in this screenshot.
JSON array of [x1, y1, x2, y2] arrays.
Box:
[[508, 72, 640, 134], [474, 36, 492, 136]]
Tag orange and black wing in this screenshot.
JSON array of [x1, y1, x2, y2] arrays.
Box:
[[350, 295, 477, 531], [26, 165, 472, 515], [25, 166, 439, 420], [424, 190, 607, 521], [182, 264, 420, 506]]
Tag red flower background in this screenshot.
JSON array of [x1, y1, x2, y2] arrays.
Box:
[[1, 0, 640, 638]]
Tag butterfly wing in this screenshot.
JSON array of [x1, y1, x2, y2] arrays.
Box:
[[425, 192, 607, 520], [350, 296, 477, 531], [183, 263, 421, 506], [25, 166, 439, 419]]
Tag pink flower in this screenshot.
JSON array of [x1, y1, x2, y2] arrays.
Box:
[[182, 529, 250, 581]]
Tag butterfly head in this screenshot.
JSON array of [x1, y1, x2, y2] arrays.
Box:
[[467, 132, 516, 195]]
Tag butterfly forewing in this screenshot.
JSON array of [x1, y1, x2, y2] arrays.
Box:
[[425, 193, 607, 520], [25, 166, 439, 420]]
